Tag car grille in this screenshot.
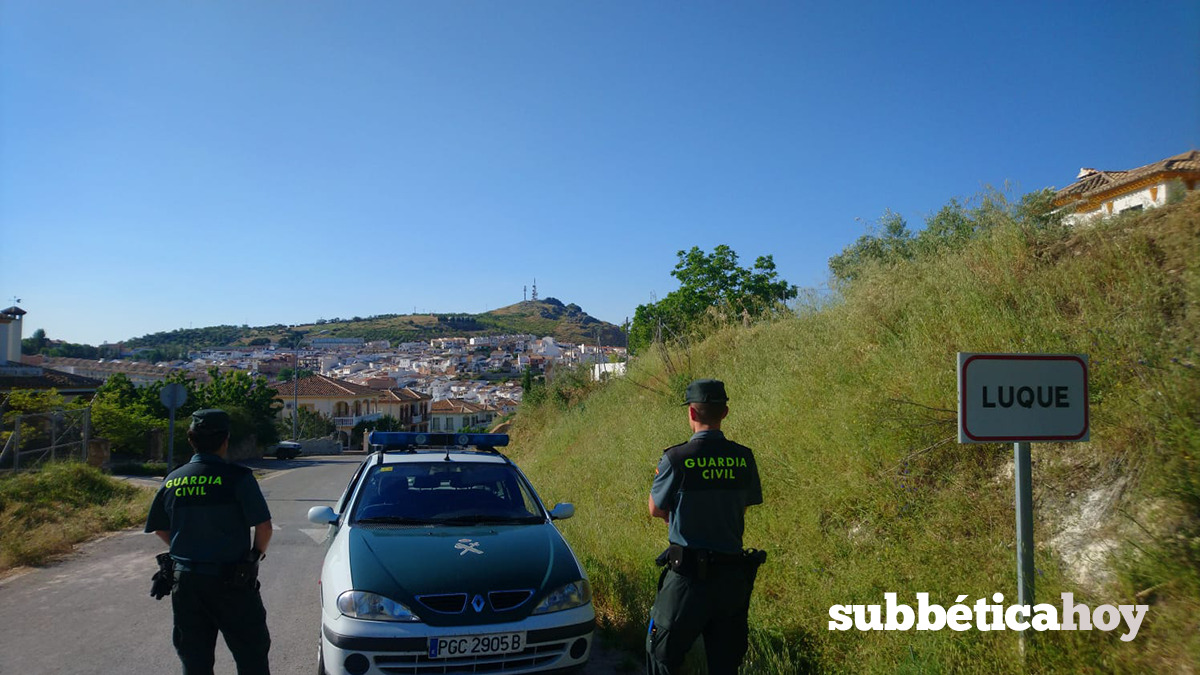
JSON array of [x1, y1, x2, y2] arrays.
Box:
[[417, 594, 468, 614], [488, 590, 534, 611], [373, 640, 568, 674]]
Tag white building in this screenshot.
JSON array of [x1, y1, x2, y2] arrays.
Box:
[[1053, 150, 1200, 225]]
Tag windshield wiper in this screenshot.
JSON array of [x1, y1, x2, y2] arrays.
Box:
[[355, 516, 435, 525], [431, 515, 545, 525]]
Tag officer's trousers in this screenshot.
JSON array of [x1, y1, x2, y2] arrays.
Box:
[[172, 571, 271, 675], [646, 565, 751, 675]]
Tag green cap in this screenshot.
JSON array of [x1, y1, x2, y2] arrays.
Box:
[[684, 379, 728, 405], [190, 408, 231, 434]]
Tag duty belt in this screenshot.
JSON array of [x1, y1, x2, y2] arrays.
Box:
[[656, 544, 766, 581]]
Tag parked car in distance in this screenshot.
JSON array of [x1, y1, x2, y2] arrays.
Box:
[[309, 432, 593, 675], [271, 441, 303, 459]]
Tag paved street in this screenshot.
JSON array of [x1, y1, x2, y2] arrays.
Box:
[[0, 456, 626, 675]]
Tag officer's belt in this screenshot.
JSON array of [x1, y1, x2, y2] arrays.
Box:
[[175, 560, 239, 576]]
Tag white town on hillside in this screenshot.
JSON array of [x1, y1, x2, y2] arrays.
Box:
[[2, 306, 626, 449]]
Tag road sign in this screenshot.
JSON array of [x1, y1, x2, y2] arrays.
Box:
[[958, 353, 1089, 443], [158, 383, 189, 469], [159, 383, 188, 411]]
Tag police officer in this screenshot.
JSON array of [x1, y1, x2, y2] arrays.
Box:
[[145, 409, 274, 675], [646, 379, 763, 675]]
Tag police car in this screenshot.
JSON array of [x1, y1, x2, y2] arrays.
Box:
[[308, 432, 594, 675]]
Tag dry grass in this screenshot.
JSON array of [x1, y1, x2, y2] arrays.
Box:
[[0, 463, 155, 570]]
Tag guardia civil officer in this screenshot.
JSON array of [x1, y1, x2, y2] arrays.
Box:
[[145, 409, 274, 675], [646, 379, 764, 675]]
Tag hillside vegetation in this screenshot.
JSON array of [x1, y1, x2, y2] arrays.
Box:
[[122, 299, 625, 353], [0, 463, 154, 571], [509, 194, 1199, 674]]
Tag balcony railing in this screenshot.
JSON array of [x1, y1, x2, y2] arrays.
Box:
[[333, 412, 382, 427]]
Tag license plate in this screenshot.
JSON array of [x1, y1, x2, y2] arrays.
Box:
[[428, 631, 527, 659]]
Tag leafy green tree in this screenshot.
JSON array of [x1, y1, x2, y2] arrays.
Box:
[[20, 328, 49, 355], [248, 337, 271, 346], [276, 406, 335, 440], [628, 245, 797, 352], [351, 415, 402, 447], [828, 210, 916, 283], [277, 367, 314, 382]]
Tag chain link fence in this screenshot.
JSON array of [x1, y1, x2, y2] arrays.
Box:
[[0, 407, 92, 473]]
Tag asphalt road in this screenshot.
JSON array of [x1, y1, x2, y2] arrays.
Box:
[[0, 456, 628, 675]]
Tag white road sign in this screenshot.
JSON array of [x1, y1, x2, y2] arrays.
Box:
[[958, 353, 1089, 443]]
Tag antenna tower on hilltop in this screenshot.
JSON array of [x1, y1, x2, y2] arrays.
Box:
[[523, 285, 527, 302], [531, 279, 538, 302]]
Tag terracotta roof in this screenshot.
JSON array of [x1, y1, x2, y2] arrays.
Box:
[[380, 387, 431, 403], [272, 374, 380, 398], [430, 398, 489, 414], [0, 367, 103, 392], [42, 356, 185, 377], [1055, 150, 1200, 203]]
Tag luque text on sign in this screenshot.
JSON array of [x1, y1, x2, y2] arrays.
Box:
[[958, 354, 1089, 443]]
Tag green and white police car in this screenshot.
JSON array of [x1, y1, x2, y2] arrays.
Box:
[[308, 432, 594, 675]]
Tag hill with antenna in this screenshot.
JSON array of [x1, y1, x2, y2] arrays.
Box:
[[122, 299, 626, 352]]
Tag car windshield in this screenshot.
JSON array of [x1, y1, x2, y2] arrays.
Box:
[[352, 461, 545, 525]]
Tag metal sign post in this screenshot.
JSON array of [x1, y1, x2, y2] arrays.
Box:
[[958, 353, 1089, 655], [159, 383, 189, 469]]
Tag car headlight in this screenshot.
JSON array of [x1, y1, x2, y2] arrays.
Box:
[[336, 590, 422, 622], [532, 580, 592, 614]]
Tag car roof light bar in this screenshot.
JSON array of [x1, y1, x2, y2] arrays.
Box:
[[367, 432, 510, 452]]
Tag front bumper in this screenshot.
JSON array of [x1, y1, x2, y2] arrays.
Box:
[[320, 606, 594, 675]]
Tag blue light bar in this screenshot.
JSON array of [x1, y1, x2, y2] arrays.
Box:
[[368, 431, 510, 449]]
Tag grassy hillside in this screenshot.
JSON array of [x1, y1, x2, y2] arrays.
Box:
[[0, 463, 154, 571], [509, 195, 1199, 674], [123, 299, 625, 351]]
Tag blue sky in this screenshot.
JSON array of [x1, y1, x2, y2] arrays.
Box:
[[3, 1, 1197, 346]]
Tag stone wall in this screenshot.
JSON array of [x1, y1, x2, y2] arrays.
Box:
[[226, 435, 261, 462]]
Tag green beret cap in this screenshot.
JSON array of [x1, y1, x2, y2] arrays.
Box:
[[684, 379, 729, 405], [190, 409, 231, 434]]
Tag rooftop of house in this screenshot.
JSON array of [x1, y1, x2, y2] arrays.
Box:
[[0, 365, 103, 393], [272, 373, 380, 398], [379, 387, 432, 403], [1054, 150, 1200, 203], [430, 398, 493, 415]]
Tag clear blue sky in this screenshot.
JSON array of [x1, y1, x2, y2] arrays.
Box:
[[3, 1, 1197, 346]]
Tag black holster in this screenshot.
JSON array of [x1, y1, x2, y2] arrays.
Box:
[[226, 559, 260, 590], [150, 552, 175, 600]]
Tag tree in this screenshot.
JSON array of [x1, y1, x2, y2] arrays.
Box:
[[628, 245, 798, 352], [351, 415, 402, 447], [276, 406, 335, 440], [248, 337, 271, 346], [277, 367, 314, 382], [828, 210, 915, 283]]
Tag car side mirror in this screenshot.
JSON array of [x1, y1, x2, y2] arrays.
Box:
[[549, 503, 575, 520], [308, 506, 338, 525]]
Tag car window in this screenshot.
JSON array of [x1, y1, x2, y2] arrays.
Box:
[[351, 462, 545, 524], [337, 459, 370, 514]]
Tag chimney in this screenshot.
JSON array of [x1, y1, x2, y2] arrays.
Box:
[[1077, 168, 1099, 179], [0, 305, 25, 365]]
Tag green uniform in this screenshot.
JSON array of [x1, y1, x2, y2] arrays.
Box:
[[647, 429, 763, 675], [144, 410, 272, 675]]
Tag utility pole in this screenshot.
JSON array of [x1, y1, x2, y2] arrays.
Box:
[[292, 345, 299, 440]]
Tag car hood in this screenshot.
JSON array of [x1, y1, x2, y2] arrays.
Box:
[[347, 523, 584, 627]]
